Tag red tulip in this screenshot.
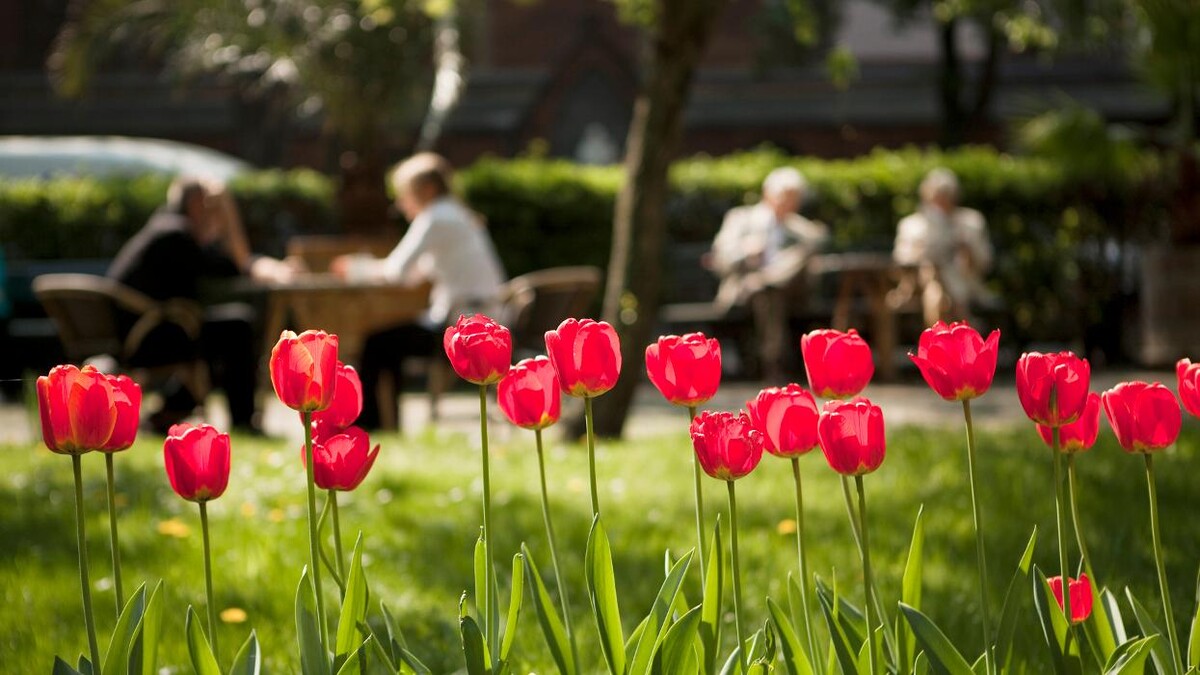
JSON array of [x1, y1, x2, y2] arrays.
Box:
[[690, 411, 764, 481], [645, 332, 722, 407], [1176, 359, 1200, 418], [311, 362, 363, 434], [303, 426, 380, 492], [1015, 352, 1091, 427], [36, 364, 117, 454], [801, 329, 874, 399], [545, 318, 622, 397], [102, 374, 142, 453], [746, 384, 819, 458], [443, 314, 513, 385], [498, 356, 561, 430], [163, 423, 231, 502], [270, 330, 340, 412], [908, 321, 1000, 401], [1101, 381, 1181, 453], [817, 398, 886, 476], [1037, 393, 1101, 453], [1048, 574, 1093, 624]]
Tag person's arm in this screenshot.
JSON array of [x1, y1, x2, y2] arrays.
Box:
[[956, 209, 993, 273], [892, 215, 924, 265], [379, 214, 437, 283], [711, 208, 748, 274]]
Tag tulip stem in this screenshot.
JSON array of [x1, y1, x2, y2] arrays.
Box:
[[841, 474, 892, 648], [479, 384, 498, 656], [585, 396, 600, 519], [199, 501, 219, 658], [1145, 454, 1183, 674], [105, 452, 124, 616], [791, 457, 819, 665], [727, 480, 748, 672], [302, 411, 329, 651], [1066, 454, 1095, 578], [687, 405, 706, 583], [329, 490, 346, 587], [856, 476, 879, 675], [536, 429, 579, 672], [1051, 429, 1076, 656], [961, 400, 993, 674], [72, 455, 101, 671], [315, 497, 345, 593]]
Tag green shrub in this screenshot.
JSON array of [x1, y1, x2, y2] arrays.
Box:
[[0, 146, 1170, 346]]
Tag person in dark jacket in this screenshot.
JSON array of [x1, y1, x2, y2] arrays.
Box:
[[109, 177, 294, 431]]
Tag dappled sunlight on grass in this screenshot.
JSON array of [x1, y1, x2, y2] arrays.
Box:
[[2, 418, 1199, 671]]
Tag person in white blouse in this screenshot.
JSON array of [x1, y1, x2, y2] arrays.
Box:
[[709, 167, 829, 382], [332, 152, 506, 428], [893, 168, 995, 324]]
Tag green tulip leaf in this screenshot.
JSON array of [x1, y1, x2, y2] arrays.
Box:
[[624, 616, 650, 671], [1103, 635, 1160, 675], [104, 583, 148, 675], [701, 516, 725, 675], [899, 506, 926, 673], [768, 596, 814, 675], [521, 544, 576, 675], [1032, 566, 1069, 675], [229, 630, 262, 675], [134, 580, 165, 675], [473, 532, 488, 627], [1189, 567, 1200, 668], [499, 552, 525, 665], [1125, 586, 1178, 675], [459, 593, 492, 675], [1102, 589, 1129, 646], [995, 527, 1037, 672], [585, 516, 625, 675], [661, 605, 703, 674], [816, 575, 863, 675], [898, 603, 974, 675], [77, 655, 94, 675], [296, 567, 332, 675], [186, 605, 223, 675], [336, 534, 369, 657], [334, 638, 365, 675], [628, 549, 693, 675], [51, 656, 83, 675]]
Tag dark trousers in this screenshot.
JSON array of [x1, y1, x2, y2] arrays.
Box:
[[357, 322, 438, 430]]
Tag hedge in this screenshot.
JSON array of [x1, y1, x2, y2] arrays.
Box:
[[0, 146, 1171, 346]]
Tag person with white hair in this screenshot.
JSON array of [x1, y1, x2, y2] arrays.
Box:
[[893, 168, 995, 323], [709, 166, 829, 381]]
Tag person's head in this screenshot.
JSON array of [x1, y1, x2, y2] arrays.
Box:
[[919, 168, 960, 214], [761, 167, 807, 219], [166, 177, 218, 243], [391, 152, 454, 221]]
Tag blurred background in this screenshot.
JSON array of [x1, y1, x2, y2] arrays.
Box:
[[2, 0, 1199, 435]]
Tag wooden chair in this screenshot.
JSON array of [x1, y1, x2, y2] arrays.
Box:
[[32, 273, 209, 402], [499, 266, 604, 356]]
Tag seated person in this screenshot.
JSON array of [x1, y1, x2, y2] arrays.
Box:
[[332, 153, 506, 429], [108, 177, 295, 431], [710, 167, 829, 382], [893, 168, 995, 324]]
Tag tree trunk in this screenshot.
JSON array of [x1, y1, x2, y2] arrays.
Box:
[[586, 0, 727, 438], [937, 16, 966, 147]]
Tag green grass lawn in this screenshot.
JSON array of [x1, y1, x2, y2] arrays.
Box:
[[2, 413, 1199, 673]]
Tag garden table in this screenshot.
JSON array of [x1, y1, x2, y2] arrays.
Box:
[[808, 252, 915, 381]]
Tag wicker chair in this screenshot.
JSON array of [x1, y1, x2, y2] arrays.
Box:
[[499, 266, 604, 356], [32, 273, 209, 401]]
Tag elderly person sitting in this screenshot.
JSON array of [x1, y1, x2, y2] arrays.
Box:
[[893, 168, 996, 324], [710, 167, 829, 382]]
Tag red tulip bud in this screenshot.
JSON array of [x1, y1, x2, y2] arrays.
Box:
[[690, 411, 764, 481], [801, 329, 874, 399], [1037, 393, 1101, 453], [1176, 358, 1200, 419], [163, 423, 231, 503], [645, 332, 722, 407], [498, 356, 561, 430], [1016, 351, 1090, 428], [545, 318, 622, 398], [1101, 381, 1181, 453], [746, 384, 819, 458], [443, 314, 513, 385], [102, 374, 142, 453], [908, 321, 1000, 401], [1048, 574, 1093, 624], [818, 398, 886, 476], [304, 426, 380, 492], [270, 330, 340, 412], [36, 364, 118, 455], [311, 362, 363, 433]]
